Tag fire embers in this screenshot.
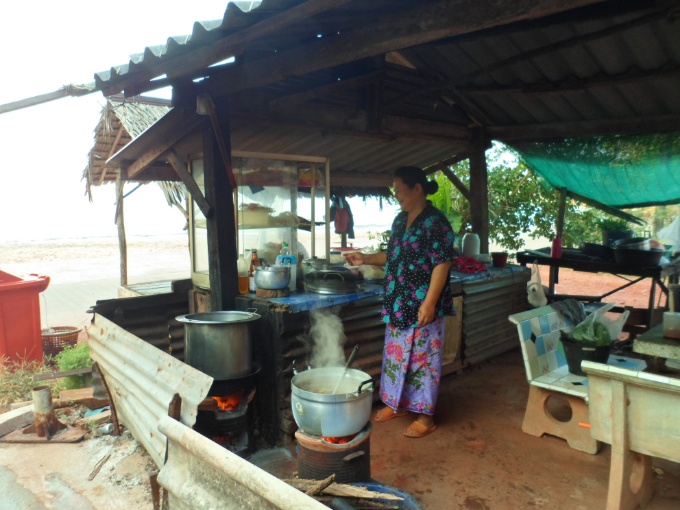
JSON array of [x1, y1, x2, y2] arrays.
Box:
[[296, 424, 372, 483], [320, 432, 358, 445], [195, 388, 256, 455], [212, 391, 244, 411]]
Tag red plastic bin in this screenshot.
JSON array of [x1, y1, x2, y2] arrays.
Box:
[[0, 270, 50, 362]]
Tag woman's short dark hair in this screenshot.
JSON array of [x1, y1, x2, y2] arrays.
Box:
[[393, 166, 439, 196]]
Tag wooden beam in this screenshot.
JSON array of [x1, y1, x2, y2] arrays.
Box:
[[330, 171, 392, 188], [268, 70, 385, 112], [115, 170, 128, 287], [566, 190, 644, 226], [120, 116, 204, 179], [203, 0, 605, 97], [165, 150, 212, 218], [469, 127, 489, 253], [98, 125, 125, 185], [488, 114, 680, 140], [103, 0, 356, 96], [440, 165, 471, 201]]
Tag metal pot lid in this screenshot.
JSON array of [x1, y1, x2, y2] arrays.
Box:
[[303, 270, 360, 294], [175, 311, 261, 323]]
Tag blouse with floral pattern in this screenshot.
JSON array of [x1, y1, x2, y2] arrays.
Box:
[[381, 202, 455, 329]]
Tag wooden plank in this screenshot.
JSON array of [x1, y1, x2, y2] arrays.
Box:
[[166, 150, 212, 218], [123, 117, 204, 179], [98, 125, 125, 185]]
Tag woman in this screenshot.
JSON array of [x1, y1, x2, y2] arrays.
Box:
[[345, 166, 455, 438]]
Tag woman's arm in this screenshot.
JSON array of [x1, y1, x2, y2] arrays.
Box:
[[418, 261, 452, 326], [344, 251, 388, 267]]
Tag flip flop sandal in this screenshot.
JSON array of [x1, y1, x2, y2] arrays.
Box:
[[372, 407, 409, 422], [402, 420, 438, 438]]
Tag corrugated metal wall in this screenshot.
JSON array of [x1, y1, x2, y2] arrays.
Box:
[[462, 271, 531, 366], [88, 314, 212, 467]]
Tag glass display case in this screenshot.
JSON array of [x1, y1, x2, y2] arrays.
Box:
[[189, 151, 330, 290]]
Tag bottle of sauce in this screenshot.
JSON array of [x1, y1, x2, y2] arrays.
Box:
[[237, 252, 250, 294], [248, 249, 260, 292]]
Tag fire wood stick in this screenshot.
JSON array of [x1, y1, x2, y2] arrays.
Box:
[[88, 453, 111, 481], [305, 474, 335, 496]]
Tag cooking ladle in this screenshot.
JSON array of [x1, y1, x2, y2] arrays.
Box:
[[332, 344, 360, 394]]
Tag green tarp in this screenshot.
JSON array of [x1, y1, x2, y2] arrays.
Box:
[[511, 132, 680, 209]]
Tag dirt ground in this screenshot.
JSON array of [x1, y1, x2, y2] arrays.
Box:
[[0, 238, 677, 509]]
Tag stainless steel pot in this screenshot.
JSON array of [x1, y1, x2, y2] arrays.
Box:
[[176, 311, 260, 379], [301, 257, 331, 277], [291, 366, 374, 437], [254, 265, 291, 290], [303, 269, 361, 294]]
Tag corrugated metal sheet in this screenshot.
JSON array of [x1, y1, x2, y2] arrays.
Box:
[[157, 415, 326, 510], [88, 313, 213, 467], [462, 270, 531, 366]]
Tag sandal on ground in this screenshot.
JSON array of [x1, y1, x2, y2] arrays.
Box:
[[402, 420, 438, 438], [372, 407, 409, 422]]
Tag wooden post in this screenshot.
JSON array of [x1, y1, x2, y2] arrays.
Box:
[[115, 169, 128, 287], [469, 127, 489, 254], [202, 97, 238, 311]]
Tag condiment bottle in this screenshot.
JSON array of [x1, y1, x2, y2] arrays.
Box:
[[237, 253, 250, 294], [249, 249, 260, 292]]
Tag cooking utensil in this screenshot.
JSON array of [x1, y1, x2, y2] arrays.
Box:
[[580, 242, 614, 261], [301, 257, 331, 277], [176, 311, 260, 379], [613, 237, 651, 251], [291, 366, 374, 437], [613, 247, 663, 266], [254, 265, 291, 290], [332, 345, 360, 394], [303, 269, 361, 294]]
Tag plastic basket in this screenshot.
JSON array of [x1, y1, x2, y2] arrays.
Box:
[[41, 326, 82, 357]]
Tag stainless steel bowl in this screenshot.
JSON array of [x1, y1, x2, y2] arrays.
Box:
[[254, 265, 291, 290]]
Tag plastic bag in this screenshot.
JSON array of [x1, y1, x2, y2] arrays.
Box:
[[571, 302, 629, 346], [527, 263, 547, 308]]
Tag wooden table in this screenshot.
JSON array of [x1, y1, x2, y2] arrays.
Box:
[[516, 250, 680, 329]]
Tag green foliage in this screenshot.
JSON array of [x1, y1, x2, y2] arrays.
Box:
[[597, 217, 630, 232], [54, 343, 92, 390], [430, 173, 463, 234], [571, 320, 612, 347], [0, 358, 56, 407]]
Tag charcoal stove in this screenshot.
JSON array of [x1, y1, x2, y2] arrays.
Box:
[[194, 365, 260, 456], [295, 422, 372, 483]]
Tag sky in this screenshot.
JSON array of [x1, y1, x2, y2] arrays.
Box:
[[0, 2, 237, 242]]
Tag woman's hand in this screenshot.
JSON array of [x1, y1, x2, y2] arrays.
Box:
[[418, 301, 436, 326], [344, 252, 366, 266]]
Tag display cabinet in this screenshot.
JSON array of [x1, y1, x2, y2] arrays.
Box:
[[189, 151, 330, 290]]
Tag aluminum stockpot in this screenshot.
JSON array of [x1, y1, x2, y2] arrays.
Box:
[[254, 265, 291, 290], [291, 366, 374, 437], [176, 311, 260, 379]]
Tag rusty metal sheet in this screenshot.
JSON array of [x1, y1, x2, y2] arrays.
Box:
[[88, 313, 213, 467], [157, 415, 327, 510]]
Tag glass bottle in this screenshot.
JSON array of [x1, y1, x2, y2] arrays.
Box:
[[249, 249, 259, 292], [237, 252, 250, 294]]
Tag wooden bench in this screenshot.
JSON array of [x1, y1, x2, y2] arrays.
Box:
[[584, 360, 680, 509], [509, 303, 646, 454]]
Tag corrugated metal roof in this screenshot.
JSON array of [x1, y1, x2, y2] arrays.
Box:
[[87, 0, 680, 205]]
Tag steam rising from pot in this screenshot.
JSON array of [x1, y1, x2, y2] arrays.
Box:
[[309, 308, 345, 368]]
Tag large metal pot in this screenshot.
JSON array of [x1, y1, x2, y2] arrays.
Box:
[[254, 265, 291, 290], [176, 311, 260, 379], [291, 366, 373, 437], [303, 269, 361, 294], [613, 237, 651, 251]]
